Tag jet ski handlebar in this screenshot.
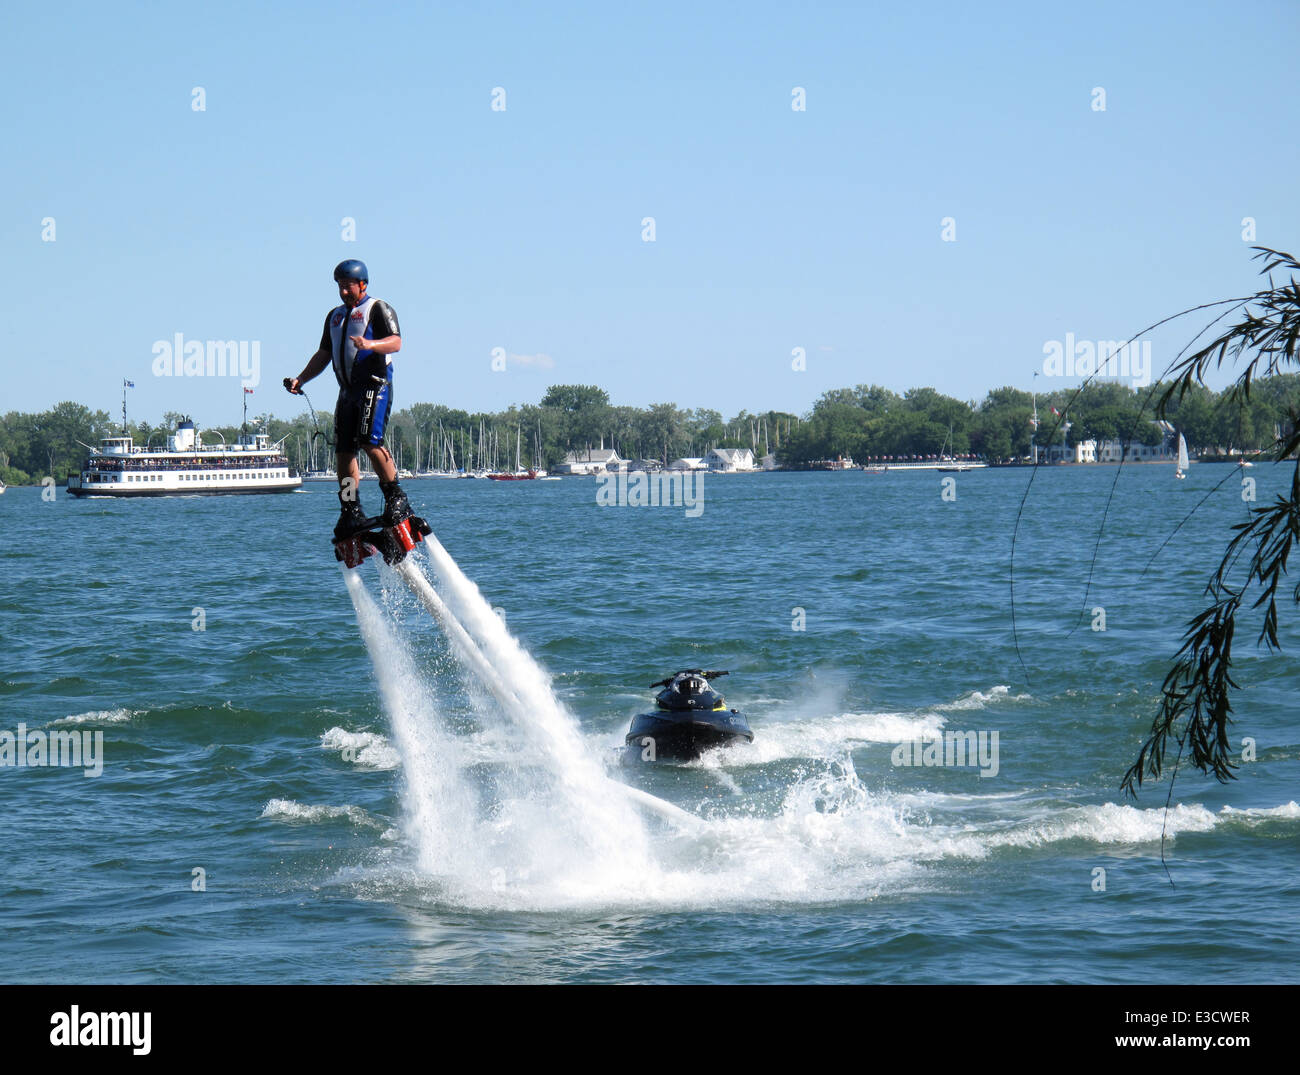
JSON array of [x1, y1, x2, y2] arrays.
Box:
[[649, 669, 729, 688]]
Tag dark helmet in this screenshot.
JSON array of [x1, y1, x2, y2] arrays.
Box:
[[333, 259, 369, 284]]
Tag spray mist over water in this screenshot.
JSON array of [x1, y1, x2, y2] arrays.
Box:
[[345, 551, 661, 907], [343, 570, 476, 876], [341, 549, 1258, 912]]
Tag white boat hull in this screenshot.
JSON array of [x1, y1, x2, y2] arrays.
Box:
[[68, 468, 301, 497]]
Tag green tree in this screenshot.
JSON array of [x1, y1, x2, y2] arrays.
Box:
[[853, 384, 901, 416], [29, 403, 115, 481], [541, 384, 610, 413], [1156, 382, 1217, 452], [972, 387, 1033, 462], [540, 384, 612, 452], [638, 403, 687, 463]]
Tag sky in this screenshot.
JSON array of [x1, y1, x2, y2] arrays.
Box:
[[4, 0, 1298, 429]]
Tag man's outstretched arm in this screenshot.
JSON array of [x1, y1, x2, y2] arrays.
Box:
[[286, 347, 331, 394]]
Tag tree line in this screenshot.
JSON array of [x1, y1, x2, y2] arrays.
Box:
[[783, 376, 1300, 466], [3, 376, 1297, 484]]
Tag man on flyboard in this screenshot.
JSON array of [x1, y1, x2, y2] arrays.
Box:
[[285, 260, 428, 566]]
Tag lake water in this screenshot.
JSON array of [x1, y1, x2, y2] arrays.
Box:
[[1, 465, 1296, 983]]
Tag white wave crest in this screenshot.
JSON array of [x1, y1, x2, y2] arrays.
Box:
[[985, 801, 1220, 852], [688, 710, 948, 767], [260, 798, 384, 829], [1219, 801, 1300, 821], [47, 708, 136, 728], [934, 686, 1030, 711], [321, 727, 400, 770]]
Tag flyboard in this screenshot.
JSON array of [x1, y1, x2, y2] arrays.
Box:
[[335, 514, 703, 833]]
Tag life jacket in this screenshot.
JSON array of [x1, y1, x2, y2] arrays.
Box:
[[329, 295, 390, 390]]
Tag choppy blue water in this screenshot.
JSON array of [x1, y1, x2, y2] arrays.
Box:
[[1, 466, 1297, 983]]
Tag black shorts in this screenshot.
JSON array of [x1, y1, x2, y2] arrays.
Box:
[[335, 375, 392, 452]]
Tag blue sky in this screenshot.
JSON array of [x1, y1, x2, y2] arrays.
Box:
[[5, 1, 1298, 428]]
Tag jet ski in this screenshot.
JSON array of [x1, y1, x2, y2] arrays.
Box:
[[625, 670, 754, 761]]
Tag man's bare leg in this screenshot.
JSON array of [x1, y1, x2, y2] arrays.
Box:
[[363, 444, 398, 483], [337, 451, 361, 501]]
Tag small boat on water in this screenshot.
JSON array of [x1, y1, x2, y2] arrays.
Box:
[[933, 424, 986, 471], [1175, 433, 1189, 480], [625, 670, 754, 761], [488, 425, 541, 480]]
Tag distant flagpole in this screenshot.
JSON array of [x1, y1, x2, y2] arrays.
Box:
[[1031, 371, 1039, 465], [121, 379, 134, 434]]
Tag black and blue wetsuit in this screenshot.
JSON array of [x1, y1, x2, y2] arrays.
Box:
[[321, 296, 401, 450]]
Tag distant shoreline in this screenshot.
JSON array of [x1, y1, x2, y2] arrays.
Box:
[[16, 456, 1277, 488]]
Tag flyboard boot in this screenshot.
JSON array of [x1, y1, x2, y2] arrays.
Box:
[[379, 479, 412, 527], [377, 479, 432, 562], [333, 490, 382, 569], [334, 495, 370, 541], [333, 481, 431, 569]]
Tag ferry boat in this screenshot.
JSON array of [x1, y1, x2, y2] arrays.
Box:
[[67, 419, 301, 497]]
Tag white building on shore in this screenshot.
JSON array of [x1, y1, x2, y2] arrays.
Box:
[[554, 448, 623, 475], [1047, 439, 1098, 463], [705, 447, 756, 472], [1044, 420, 1178, 464]]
